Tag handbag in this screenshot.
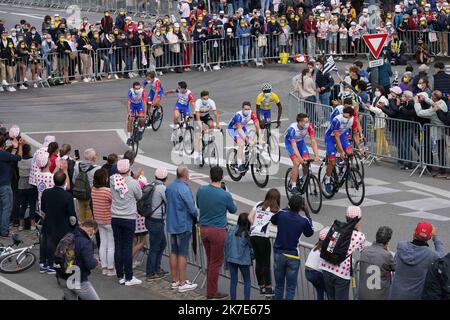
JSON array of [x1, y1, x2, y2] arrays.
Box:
[[257, 34, 267, 47]]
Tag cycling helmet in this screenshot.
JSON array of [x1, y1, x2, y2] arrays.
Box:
[[261, 82, 272, 92]]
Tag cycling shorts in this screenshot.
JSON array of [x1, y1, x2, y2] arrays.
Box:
[[286, 139, 310, 160], [148, 88, 164, 103], [260, 109, 271, 121], [200, 114, 213, 125], [228, 127, 250, 143], [174, 103, 190, 116], [325, 134, 353, 160], [129, 103, 145, 117]]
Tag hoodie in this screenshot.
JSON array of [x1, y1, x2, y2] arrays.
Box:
[[389, 237, 445, 300]]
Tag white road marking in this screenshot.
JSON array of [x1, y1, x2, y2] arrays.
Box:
[[406, 189, 436, 198], [401, 181, 450, 199], [0, 275, 47, 300], [9, 12, 43, 19], [25, 128, 122, 134], [391, 198, 450, 211], [399, 212, 450, 222], [364, 178, 390, 186]]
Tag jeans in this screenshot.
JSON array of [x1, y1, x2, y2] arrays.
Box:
[[17, 188, 38, 220], [98, 223, 115, 269], [305, 95, 318, 124], [261, 0, 271, 13], [319, 91, 331, 106], [200, 226, 227, 296], [228, 262, 251, 300], [111, 217, 135, 281], [145, 218, 167, 276], [0, 185, 13, 236], [307, 34, 316, 58], [305, 269, 326, 300], [57, 277, 100, 300], [274, 252, 300, 300], [239, 45, 249, 64], [322, 270, 350, 300], [250, 236, 272, 287]]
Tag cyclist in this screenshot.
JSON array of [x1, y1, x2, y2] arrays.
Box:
[[330, 97, 364, 151], [126, 81, 147, 146], [142, 71, 164, 125], [194, 90, 220, 163], [255, 83, 283, 129], [323, 106, 356, 194], [165, 81, 195, 141], [227, 101, 264, 173], [285, 113, 320, 194]]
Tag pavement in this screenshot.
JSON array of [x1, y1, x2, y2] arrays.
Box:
[[1, 3, 450, 301]]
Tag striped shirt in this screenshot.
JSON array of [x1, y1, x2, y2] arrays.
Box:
[[91, 187, 112, 223]]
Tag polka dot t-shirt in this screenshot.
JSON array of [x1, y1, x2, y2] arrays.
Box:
[[320, 230, 366, 280]]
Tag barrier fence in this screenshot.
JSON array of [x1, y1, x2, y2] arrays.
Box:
[[288, 92, 450, 176]]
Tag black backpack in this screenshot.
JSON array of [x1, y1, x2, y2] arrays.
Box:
[[320, 218, 360, 265], [73, 164, 95, 200], [137, 181, 165, 218]]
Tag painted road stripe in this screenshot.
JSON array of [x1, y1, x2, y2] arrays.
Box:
[[0, 275, 47, 300], [9, 12, 43, 19], [401, 181, 450, 199]]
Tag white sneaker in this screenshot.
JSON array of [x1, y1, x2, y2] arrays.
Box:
[[1, 80, 8, 86], [125, 276, 142, 286], [119, 278, 126, 285], [33, 83, 38, 88], [24, 77, 28, 82], [102, 269, 108, 275], [9, 86, 16, 92], [171, 281, 180, 290], [114, 74, 119, 80], [83, 78, 89, 83], [107, 269, 116, 277], [178, 280, 197, 293], [158, 71, 163, 76], [37, 76, 42, 81], [0, 86, 4, 92], [108, 74, 112, 79], [19, 85, 27, 90]]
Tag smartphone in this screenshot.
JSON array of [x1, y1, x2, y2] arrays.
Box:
[[103, 156, 108, 161], [74, 149, 80, 160]]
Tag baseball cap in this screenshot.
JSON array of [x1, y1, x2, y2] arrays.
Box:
[[155, 167, 168, 180], [414, 221, 433, 241]]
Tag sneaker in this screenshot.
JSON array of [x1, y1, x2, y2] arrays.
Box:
[[290, 186, 299, 194], [30, 226, 36, 231], [114, 74, 120, 80], [119, 278, 126, 285], [18, 226, 24, 231], [146, 274, 164, 281], [39, 264, 48, 273], [106, 269, 116, 276], [24, 77, 28, 82], [126, 138, 133, 146], [9, 86, 16, 92], [1, 80, 8, 86], [265, 287, 274, 295], [158, 268, 169, 275], [125, 276, 142, 286], [19, 85, 27, 90], [46, 267, 56, 275], [102, 269, 108, 275], [178, 280, 197, 293], [83, 78, 89, 83], [171, 281, 180, 290], [207, 292, 228, 300], [237, 164, 247, 173], [33, 83, 38, 88], [108, 75, 112, 79], [259, 287, 266, 295], [158, 71, 163, 76], [37, 76, 42, 81], [0, 86, 3, 92]]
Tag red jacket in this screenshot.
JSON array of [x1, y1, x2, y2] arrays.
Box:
[[124, 22, 137, 33], [303, 20, 317, 34]]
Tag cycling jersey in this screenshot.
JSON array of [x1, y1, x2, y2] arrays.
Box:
[[128, 88, 146, 116], [227, 110, 258, 142], [173, 89, 195, 116], [330, 105, 358, 134], [256, 92, 280, 110], [325, 114, 355, 159], [143, 78, 164, 101], [284, 122, 315, 159], [194, 98, 217, 117]]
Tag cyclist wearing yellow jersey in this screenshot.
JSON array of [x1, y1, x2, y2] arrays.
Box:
[[256, 83, 283, 129]]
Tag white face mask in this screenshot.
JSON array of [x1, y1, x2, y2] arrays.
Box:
[[243, 110, 251, 117], [264, 93, 271, 99], [374, 91, 381, 97], [202, 99, 208, 105], [134, 88, 143, 95], [341, 117, 350, 124]]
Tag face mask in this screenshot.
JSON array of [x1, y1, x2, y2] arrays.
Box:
[[16, 28, 20, 32], [403, 77, 409, 83], [197, 28, 202, 32], [341, 117, 349, 124], [374, 91, 381, 97], [243, 110, 250, 117], [46, 38, 52, 42], [20, 44, 25, 48], [1, 35, 6, 39], [300, 122, 309, 129], [138, 30, 143, 33], [174, 28, 180, 32], [59, 38, 65, 42], [134, 88, 143, 95], [128, 29, 133, 32], [31, 46, 36, 50], [418, 84, 425, 89], [413, 11, 418, 16], [264, 93, 270, 99], [156, 23, 161, 28], [114, 30, 119, 35], [31, 31, 36, 35], [121, 35, 126, 39], [182, 23, 187, 28], [156, 32, 161, 36], [81, 33, 87, 37], [105, 13, 110, 16], [8, 44, 13, 48], [202, 99, 208, 105], [94, 34, 99, 38]]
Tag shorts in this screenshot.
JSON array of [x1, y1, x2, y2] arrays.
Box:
[[260, 108, 271, 122], [325, 134, 353, 159], [174, 103, 190, 116], [129, 103, 145, 117], [148, 89, 164, 103], [286, 139, 310, 160], [228, 127, 250, 142], [170, 231, 192, 257], [200, 114, 213, 125]]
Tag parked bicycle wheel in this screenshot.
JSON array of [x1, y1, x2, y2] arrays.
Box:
[[251, 154, 269, 188], [151, 106, 164, 131], [306, 174, 322, 214], [345, 168, 365, 206], [183, 127, 194, 155], [226, 149, 243, 182], [0, 251, 36, 274]]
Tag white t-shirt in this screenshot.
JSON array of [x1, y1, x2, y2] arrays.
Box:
[[194, 98, 217, 117], [249, 203, 276, 238], [305, 248, 323, 271]]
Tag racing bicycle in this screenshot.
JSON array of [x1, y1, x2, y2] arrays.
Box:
[[261, 118, 280, 163], [199, 128, 222, 168], [172, 113, 194, 156], [318, 154, 365, 206], [130, 109, 147, 157], [0, 233, 38, 274], [145, 103, 164, 132], [285, 159, 322, 214], [226, 142, 269, 188]]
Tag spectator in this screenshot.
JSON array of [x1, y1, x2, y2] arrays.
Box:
[[433, 62, 450, 96], [320, 206, 366, 300], [358, 226, 395, 300], [133, 175, 149, 268], [236, 19, 251, 67], [73, 148, 101, 224], [390, 221, 445, 300], [40, 170, 77, 275], [110, 159, 143, 286], [271, 194, 314, 300], [377, 54, 393, 94], [101, 11, 114, 34], [57, 219, 100, 300], [304, 227, 330, 301], [101, 153, 118, 185], [248, 188, 280, 296], [364, 91, 390, 160], [17, 143, 37, 231], [35, 151, 54, 212], [145, 167, 168, 281], [166, 165, 198, 293], [224, 212, 253, 300], [293, 67, 317, 103], [91, 168, 114, 277], [414, 38, 430, 64], [0, 134, 23, 238], [47, 141, 59, 173], [315, 58, 335, 106], [387, 32, 407, 65], [197, 166, 237, 299], [422, 251, 450, 300], [59, 144, 75, 192], [412, 64, 433, 93]]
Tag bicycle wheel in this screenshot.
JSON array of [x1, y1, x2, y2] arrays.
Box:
[[318, 161, 334, 199], [183, 127, 194, 155], [151, 106, 164, 131], [172, 127, 183, 151], [353, 152, 365, 179], [0, 251, 36, 274], [284, 168, 293, 201], [226, 149, 243, 182], [345, 168, 365, 206], [267, 133, 280, 163], [131, 128, 140, 157], [205, 143, 219, 168], [251, 154, 269, 188], [306, 174, 322, 214]]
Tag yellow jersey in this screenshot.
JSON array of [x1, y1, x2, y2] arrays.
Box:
[[256, 92, 280, 110]]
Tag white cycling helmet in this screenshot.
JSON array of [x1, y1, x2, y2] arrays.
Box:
[[262, 82, 272, 92]]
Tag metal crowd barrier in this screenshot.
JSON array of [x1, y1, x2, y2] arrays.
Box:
[[420, 123, 450, 175], [0, 56, 48, 89]]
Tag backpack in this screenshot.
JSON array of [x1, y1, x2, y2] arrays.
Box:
[[320, 218, 360, 265], [73, 164, 95, 200], [137, 181, 165, 218], [54, 232, 76, 280]]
